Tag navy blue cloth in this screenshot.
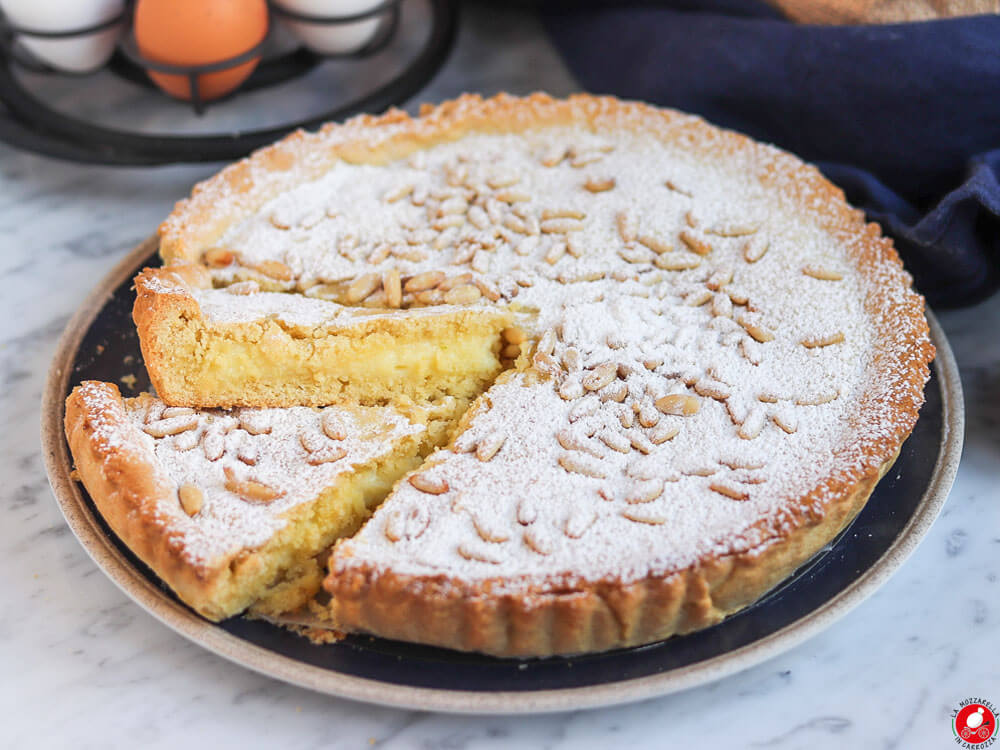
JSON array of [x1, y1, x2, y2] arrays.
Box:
[[539, 1, 1000, 306]]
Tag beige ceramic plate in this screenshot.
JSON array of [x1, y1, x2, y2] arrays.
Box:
[[41, 237, 963, 714]]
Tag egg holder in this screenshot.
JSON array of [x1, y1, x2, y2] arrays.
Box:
[[0, 1, 404, 112], [0, 0, 457, 164]]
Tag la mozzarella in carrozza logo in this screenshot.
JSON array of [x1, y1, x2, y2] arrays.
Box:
[[953, 699, 997, 748]]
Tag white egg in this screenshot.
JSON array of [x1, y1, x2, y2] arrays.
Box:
[[274, 0, 384, 56], [0, 0, 124, 72]]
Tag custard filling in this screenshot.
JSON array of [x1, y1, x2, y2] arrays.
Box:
[[145, 301, 513, 408]]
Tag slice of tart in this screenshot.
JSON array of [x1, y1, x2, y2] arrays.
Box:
[[64, 381, 460, 620]]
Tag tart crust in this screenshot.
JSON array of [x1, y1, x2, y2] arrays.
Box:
[[65, 383, 222, 615]]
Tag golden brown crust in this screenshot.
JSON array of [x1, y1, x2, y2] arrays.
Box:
[[64, 382, 238, 619], [132, 266, 206, 405], [153, 93, 934, 656]]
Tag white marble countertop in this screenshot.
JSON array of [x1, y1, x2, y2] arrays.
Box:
[[2, 4, 996, 748]]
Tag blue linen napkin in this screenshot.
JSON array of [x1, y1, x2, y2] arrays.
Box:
[[540, 0, 1000, 306]]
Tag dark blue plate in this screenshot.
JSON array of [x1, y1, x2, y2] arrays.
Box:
[[43, 240, 963, 711]]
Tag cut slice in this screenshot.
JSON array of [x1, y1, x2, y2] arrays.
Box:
[[133, 265, 515, 409], [64, 381, 464, 620]]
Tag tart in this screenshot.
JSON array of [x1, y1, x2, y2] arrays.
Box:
[[77, 93, 932, 657], [64, 381, 459, 620]]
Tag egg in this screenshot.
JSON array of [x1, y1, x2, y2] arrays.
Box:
[[273, 0, 383, 56], [134, 0, 269, 102], [0, 0, 124, 73]]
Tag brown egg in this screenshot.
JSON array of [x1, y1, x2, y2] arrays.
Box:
[[134, 0, 269, 102]]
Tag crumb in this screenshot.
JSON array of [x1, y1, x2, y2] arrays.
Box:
[[292, 625, 345, 645], [69, 469, 81, 482], [123, 354, 135, 365], [96, 344, 104, 354], [120, 374, 137, 389], [262, 614, 347, 645]]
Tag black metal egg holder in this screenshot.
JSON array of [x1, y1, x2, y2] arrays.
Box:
[[1, 0, 404, 114], [0, 0, 457, 164]]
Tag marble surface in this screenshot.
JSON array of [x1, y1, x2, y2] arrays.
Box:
[[1, 4, 997, 748]]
